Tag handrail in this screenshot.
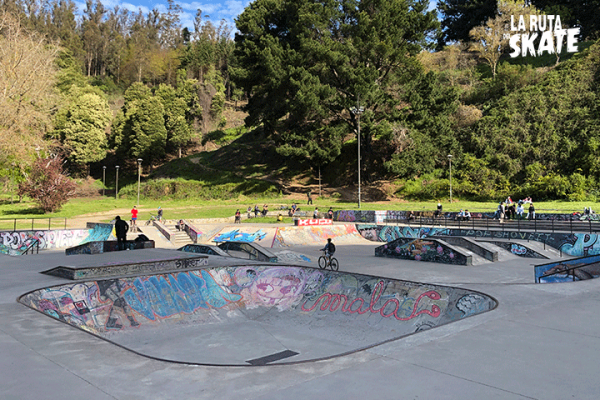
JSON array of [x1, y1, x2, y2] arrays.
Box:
[[385, 216, 600, 234], [21, 238, 40, 255], [537, 263, 590, 283], [0, 217, 68, 232]]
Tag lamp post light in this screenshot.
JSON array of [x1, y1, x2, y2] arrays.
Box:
[[102, 166, 106, 196], [448, 155, 453, 204], [351, 104, 365, 209], [137, 159, 142, 207], [115, 165, 119, 200]]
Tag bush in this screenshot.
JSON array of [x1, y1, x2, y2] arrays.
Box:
[[18, 156, 76, 213], [118, 177, 279, 201]]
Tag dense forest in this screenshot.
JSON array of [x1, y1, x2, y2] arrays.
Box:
[[1, 0, 600, 204]]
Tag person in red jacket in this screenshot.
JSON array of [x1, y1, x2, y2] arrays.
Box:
[[130, 206, 138, 232]]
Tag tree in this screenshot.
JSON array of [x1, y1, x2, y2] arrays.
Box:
[[234, 0, 438, 173], [0, 11, 59, 186], [155, 82, 193, 157], [469, 1, 540, 78], [18, 155, 76, 213], [111, 83, 167, 166], [51, 86, 111, 174], [438, 0, 497, 45]]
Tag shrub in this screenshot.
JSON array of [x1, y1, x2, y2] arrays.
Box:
[[18, 156, 76, 213]]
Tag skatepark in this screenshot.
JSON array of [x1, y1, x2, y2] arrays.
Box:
[[1, 217, 600, 399]]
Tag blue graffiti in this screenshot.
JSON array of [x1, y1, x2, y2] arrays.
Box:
[[213, 229, 267, 243], [123, 271, 242, 320]]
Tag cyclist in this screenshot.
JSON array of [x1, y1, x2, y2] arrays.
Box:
[[321, 238, 336, 261], [157, 206, 163, 222]]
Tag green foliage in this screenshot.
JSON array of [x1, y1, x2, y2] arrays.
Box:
[[118, 177, 279, 200], [396, 171, 449, 200], [203, 126, 248, 146], [234, 0, 439, 167], [51, 86, 112, 171]]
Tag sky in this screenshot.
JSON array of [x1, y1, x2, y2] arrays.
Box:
[[73, 0, 439, 33]]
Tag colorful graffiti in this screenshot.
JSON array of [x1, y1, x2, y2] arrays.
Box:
[[0, 225, 114, 255], [20, 266, 496, 351], [375, 238, 470, 265], [535, 254, 600, 283], [334, 210, 376, 223], [274, 224, 364, 246], [332, 209, 600, 223], [213, 229, 267, 243], [485, 242, 545, 258], [355, 224, 600, 258]]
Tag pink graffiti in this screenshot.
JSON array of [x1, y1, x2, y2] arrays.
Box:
[[301, 281, 441, 321]]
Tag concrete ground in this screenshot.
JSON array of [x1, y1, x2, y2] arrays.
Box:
[[1, 225, 599, 399]]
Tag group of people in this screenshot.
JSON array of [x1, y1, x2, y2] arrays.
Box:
[[247, 205, 269, 218], [494, 197, 535, 221], [113, 205, 165, 251]]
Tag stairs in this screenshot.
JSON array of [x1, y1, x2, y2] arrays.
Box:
[[166, 224, 194, 246]]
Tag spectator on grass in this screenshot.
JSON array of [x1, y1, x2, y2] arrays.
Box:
[[254, 205, 260, 218], [247, 206, 252, 218], [328, 207, 334, 220], [313, 207, 319, 219], [235, 209, 241, 224]]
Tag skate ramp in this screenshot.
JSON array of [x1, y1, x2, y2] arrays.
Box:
[[209, 226, 279, 248], [274, 224, 370, 247], [19, 266, 496, 366], [376, 238, 473, 265]]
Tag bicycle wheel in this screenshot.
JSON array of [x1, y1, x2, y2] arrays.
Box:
[[330, 258, 339, 271], [318, 256, 327, 269]]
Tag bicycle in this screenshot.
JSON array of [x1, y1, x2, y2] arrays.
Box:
[[145, 215, 158, 225], [318, 251, 339, 271]]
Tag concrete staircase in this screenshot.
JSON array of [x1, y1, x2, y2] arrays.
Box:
[[165, 224, 194, 246]]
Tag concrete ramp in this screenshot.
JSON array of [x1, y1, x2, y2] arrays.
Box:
[[19, 266, 496, 366], [274, 224, 370, 247], [376, 238, 473, 265], [209, 226, 279, 248], [66, 240, 155, 255], [41, 254, 208, 280]]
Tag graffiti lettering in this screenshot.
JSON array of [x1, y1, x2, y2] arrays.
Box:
[[301, 281, 441, 321]]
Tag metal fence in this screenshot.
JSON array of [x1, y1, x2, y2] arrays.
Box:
[[399, 216, 600, 234], [0, 218, 68, 232]]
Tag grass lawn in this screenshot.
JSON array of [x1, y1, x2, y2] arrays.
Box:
[[1, 194, 598, 230]]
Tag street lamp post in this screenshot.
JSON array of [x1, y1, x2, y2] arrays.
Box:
[[351, 104, 365, 209], [102, 166, 106, 196], [115, 165, 119, 200], [448, 155, 453, 203], [137, 159, 142, 207]]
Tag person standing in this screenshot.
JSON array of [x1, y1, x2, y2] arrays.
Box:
[[313, 207, 319, 219], [157, 206, 163, 222], [130, 206, 138, 232], [307, 189, 313, 205], [254, 205, 260, 218], [434, 200, 443, 218], [528, 203, 535, 220], [114, 216, 129, 250], [235, 209, 241, 224], [327, 207, 334, 220]]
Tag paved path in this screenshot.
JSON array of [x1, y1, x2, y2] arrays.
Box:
[[1, 225, 599, 399]]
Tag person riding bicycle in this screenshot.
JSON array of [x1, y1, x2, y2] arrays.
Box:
[[321, 238, 336, 259]]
